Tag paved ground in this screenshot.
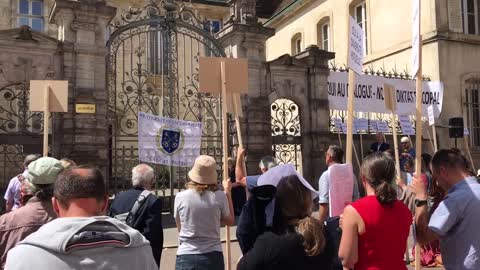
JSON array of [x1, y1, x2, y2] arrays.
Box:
[[160, 214, 444, 270]]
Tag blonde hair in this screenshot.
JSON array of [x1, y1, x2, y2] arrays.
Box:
[[276, 175, 326, 256], [185, 181, 218, 193]]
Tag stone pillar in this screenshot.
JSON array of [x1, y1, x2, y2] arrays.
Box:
[[296, 46, 335, 183], [50, 0, 116, 175], [218, 22, 275, 175]]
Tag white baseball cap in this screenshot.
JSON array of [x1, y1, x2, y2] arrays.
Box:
[[257, 163, 318, 199]]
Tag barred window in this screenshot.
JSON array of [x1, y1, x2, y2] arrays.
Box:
[[18, 0, 43, 32], [465, 78, 480, 148], [354, 1, 368, 55], [462, 0, 479, 35]]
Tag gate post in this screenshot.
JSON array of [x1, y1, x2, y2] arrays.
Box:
[[49, 1, 116, 177], [218, 8, 275, 175]]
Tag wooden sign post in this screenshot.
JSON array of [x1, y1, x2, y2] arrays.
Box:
[[464, 127, 476, 172], [199, 57, 248, 270], [346, 16, 365, 164], [427, 105, 438, 152], [412, 0, 422, 268], [384, 83, 401, 177], [29, 80, 68, 157]]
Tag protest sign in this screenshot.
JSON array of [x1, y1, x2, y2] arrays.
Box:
[[354, 118, 369, 132], [199, 57, 249, 270], [327, 72, 443, 117], [348, 16, 364, 75], [329, 163, 354, 217], [334, 118, 343, 132], [427, 105, 435, 126], [138, 112, 202, 167], [30, 80, 69, 156], [412, 0, 420, 77], [412, 0, 424, 266], [399, 115, 415, 135], [376, 121, 390, 133]]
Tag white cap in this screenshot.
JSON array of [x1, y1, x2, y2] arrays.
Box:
[[401, 136, 410, 143], [257, 163, 318, 199]]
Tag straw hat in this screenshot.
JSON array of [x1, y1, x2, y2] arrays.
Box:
[[188, 155, 217, 185]]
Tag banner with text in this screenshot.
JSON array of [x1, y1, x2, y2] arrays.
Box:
[[328, 72, 443, 117], [138, 112, 202, 167]]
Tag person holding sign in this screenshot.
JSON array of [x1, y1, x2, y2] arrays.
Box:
[[318, 145, 360, 223], [338, 153, 412, 270], [237, 175, 332, 270], [412, 149, 480, 270], [399, 137, 416, 172], [369, 132, 390, 153], [174, 155, 235, 270]]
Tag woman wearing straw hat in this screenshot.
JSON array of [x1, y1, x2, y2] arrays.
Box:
[[174, 155, 235, 270]]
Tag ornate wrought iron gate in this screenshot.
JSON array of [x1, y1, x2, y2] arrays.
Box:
[[271, 98, 303, 173], [0, 81, 44, 196], [107, 1, 225, 210]]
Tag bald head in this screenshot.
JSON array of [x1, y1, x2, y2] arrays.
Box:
[[132, 164, 154, 189]]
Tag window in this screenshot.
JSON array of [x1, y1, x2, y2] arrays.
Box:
[[204, 19, 222, 33], [18, 0, 43, 32], [462, 0, 479, 34], [354, 2, 368, 55], [465, 78, 480, 148], [149, 31, 170, 75], [291, 33, 302, 55], [321, 23, 330, 51]]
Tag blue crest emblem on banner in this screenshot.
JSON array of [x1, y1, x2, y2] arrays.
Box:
[[159, 128, 182, 154]]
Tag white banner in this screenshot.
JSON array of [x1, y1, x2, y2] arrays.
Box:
[[328, 72, 443, 117], [138, 112, 202, 167]]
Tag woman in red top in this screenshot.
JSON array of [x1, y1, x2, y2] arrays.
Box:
[[338, 152, 412, 270]]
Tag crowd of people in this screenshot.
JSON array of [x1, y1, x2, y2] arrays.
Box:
[[0, 138, 479, 270]]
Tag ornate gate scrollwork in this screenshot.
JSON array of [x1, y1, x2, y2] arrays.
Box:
[[107, 0, 226, 211], [271, 98, 303, 172]]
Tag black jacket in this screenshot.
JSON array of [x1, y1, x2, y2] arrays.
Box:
[[236, 185, 282, 254], [237, 231, 333, 270], [369, 142, 390, 153], [108, 187, 164, 266]]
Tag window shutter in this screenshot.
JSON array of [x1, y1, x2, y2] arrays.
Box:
[[448, 0, 464, 32]]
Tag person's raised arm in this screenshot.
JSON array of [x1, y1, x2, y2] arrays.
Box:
[[235, 147, 247, 187], [338, 205, 359, 269], [221, 178, 235, 226], [412, 173, 439, 245]]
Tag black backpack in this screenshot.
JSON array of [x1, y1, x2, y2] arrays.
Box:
[[114, 190, 152, 228]]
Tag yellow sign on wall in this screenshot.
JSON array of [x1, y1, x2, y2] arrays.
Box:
[[75, 104, 96, 114]]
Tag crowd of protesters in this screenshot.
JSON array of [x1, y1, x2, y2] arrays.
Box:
[[0, 140, 479, 270]]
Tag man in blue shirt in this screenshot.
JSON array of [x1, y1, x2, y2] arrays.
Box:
[[318, 145, 360, 223], [413, 149, 480, 270]]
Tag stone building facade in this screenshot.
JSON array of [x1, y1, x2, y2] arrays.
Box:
[[264, 0, 480, 169], [0, 0, 345, 206]]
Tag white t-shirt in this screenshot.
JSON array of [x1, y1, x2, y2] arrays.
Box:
[[174, 189, 230, 255]]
